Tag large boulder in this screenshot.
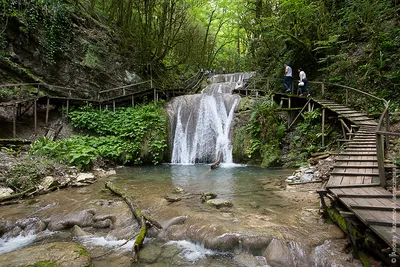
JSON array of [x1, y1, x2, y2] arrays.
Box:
[[0, 241, 91, 267]]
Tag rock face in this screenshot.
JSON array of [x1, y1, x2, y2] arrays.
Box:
[[0, 242, 91, 267]]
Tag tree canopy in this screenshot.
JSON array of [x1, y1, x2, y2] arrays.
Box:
[[1, 0, 399, 102]]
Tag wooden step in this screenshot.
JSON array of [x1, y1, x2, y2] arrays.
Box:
[[339, 152, 377, 156], [344, 149, 376, 152], [351, 139, 376, 142], [327, 183, 381, 189], [345, 145, 376, 148], [351, 205, 400, 211], [330, 171, 379, 176], [333, 165, 378, 168], [336, 158, 377, 162]]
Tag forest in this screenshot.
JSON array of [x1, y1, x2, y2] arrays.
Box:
[[0, 0, 399, 104]]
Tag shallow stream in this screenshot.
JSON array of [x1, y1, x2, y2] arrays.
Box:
[[0, 164, 361, 266]]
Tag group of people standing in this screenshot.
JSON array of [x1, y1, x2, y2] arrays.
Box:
[[283, 63, 310, 97]]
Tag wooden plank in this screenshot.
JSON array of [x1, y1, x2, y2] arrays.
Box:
[[333, 164, 378, 168], [335, 193, 392, 198], [351, 205, 400, 211], [327, 183, 381, 189], [330, 172, 379, 176], [369, 225, 400, 248]]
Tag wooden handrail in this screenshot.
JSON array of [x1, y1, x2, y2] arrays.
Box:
[[376, 100, 391, 187], [98, 80, 151, 94], [308, 81, 387, 105], [0, 83, 41, 88]]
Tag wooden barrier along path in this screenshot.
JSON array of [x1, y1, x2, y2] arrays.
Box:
[[312, 99, 400, 254]]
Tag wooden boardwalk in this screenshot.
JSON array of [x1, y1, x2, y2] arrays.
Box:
[[315, 99, 400, 253]]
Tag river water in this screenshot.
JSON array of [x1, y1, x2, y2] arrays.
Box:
[[0, 164, 361, 266]]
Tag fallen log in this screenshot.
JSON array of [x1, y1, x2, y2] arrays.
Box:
[[0, 187, 36, 203], [105, 181, 162, 261], [209, 151, 222, 170], [105, 181, 141, 223]]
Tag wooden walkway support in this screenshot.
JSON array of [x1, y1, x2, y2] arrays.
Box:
[[318, 103, 400, 255]]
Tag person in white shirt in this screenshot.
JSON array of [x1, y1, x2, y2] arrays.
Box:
[[283, 63, 293, 93], [298, 68, 310, 97]]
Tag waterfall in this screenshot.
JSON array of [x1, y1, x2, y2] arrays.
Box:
[[167, 72, 253, 164]]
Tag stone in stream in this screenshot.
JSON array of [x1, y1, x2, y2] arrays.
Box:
[[0, 242, 91, 267], [206, 198, 233, 208]]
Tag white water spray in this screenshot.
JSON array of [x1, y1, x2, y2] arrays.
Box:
[[168, 73, 253, 164]]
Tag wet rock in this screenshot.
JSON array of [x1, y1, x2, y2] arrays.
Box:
[[163, 216, 188, 230], [312, 239, 363, 267], [103, 254, 131, 266], [233, 253, 268, 267], [2, 225, 23, 238], [204, 233, 240, 251], [137, 243, 162, 263], [161, 243, 181, 258], [40, 176, 59, 190], [263, 238, 312, 267], [0, 242, 91, 267], [147, 226, 161, 238], [75, 172, 96, 186], [105, 169, 117, 176], [93, 218, 112, 229], [206, 199, 233, 208], [165, 225, 187, 240], [16, 217, 46, 234], [172, 187, 184, 194], [263, 239, 293, 266], [249, 202, 259, 208], [241, 235, 272, 255], [71, 225, 90, 237], [0, 187, 14, 197], [47, 209, 96, 231]]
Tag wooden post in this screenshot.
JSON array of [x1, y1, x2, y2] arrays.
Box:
[[376, 133, 386, 187], [385, 111, 390, 149], [132, 96, 134, 107], [13, 104, 17, 138], [123, 88, 126, 96], [61, 103, 64, 120], [66, 99, 69, 121], [288, 97, 291, 109], [322, 108, 326, 147], [45, 97, 50, 126], [321, 83, 325, 96], [34, 98, 37, 135], [153, 88, 157, 104], [345, 88, 349, 106], [113, 100, 116, 112]]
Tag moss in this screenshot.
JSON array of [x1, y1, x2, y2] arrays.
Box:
[[31, 261, 58, 267], [24, 198, 39, 206], [358, 250, 371, 267], [260, 144, 281, 167], [326, 207, 347, 232]]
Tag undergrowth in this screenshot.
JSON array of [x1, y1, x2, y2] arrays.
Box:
[[30, 104, 167, 168]]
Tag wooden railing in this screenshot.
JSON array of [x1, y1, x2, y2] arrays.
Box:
[[307, 81, 395, 187]]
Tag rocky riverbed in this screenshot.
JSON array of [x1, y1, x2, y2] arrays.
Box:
[[0, 155, 376, 267]]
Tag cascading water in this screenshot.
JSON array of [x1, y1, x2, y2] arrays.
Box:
[[168, 73, 253, 164]]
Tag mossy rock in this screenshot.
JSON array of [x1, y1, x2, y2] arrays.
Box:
[[0, 242, 91, 267]]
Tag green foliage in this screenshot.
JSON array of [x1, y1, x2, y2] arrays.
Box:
[[2, 0, 73, 64], [30, 104, 167, 167], [32, 261, 58, 267], [245, 98, 286, 166], [288, 109, 325, 164], [6, 158, 55, 191], [84, 44, 99, 68]]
